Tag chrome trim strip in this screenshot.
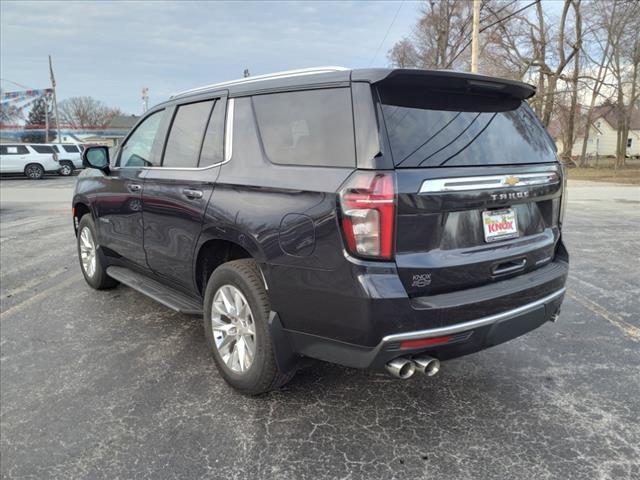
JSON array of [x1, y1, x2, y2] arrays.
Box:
[[173, 66, 348, 98], [419, 172, 560, 193], [121, 99, 235, 172], [381, 288, 566, 344], [224, 98, 234, 163]]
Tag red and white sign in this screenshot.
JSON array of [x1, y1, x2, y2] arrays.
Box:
[[482, 208, 519, 242]]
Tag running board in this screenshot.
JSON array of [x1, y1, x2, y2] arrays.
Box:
[[106, 266, 203, 316]]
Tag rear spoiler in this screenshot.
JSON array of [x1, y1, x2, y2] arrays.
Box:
[[352, 69, 535, 101]]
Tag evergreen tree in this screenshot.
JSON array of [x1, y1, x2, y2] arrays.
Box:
[[23, 97, 54, 143]]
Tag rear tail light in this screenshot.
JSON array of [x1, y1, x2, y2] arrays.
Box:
[[339, 171, 395, 259], [559, 165, 567, 229]]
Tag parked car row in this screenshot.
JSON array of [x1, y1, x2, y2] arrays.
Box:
[[0, 143, 84, 179]]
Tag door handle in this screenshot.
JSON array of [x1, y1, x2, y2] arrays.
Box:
[[182, 188, 204, 200], [127, 183, 142, 193]]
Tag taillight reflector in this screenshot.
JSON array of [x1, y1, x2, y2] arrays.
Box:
[[399, 335, 454, 349]]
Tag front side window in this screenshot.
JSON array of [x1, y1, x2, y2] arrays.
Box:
[[163, 100, 214, 168], [119, 110, 164, 167], [252, 88, 355, 167]]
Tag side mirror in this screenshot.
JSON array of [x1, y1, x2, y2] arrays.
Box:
[[82, 146, 110, 173]]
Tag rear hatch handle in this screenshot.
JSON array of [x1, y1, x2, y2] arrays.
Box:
[[492, 258, 527, 276]]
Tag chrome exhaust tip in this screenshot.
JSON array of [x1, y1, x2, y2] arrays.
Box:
[[413, 355, 440, 377], [386, 357, 416, 379]]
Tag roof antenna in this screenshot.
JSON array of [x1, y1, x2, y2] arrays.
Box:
[[243, 69, 250, 78]]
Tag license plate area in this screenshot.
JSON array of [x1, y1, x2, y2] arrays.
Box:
[[482, 208, 518, 243]]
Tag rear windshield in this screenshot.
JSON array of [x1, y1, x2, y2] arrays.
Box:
[[379, 89, 556, 168]]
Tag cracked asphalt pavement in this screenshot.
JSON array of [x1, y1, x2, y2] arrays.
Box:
[[1, 176, 639, 479]]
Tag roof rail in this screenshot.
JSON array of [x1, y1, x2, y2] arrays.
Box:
[[171, 66, 349, 98]]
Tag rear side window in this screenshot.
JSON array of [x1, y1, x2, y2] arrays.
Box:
[[1, 145, 28, 155], [31, 145, 55, 154], [63, 145, 80, 153], [199, 100, 225, 167], [252, 88, 355, 167], [379, 88, 556, 167], [163, 100, 214, 168]]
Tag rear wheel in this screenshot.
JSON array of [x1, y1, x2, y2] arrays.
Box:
[[24, 163, 44, 180], [59, 161, 74, 176], [203, 259, 294, 395], [76, 215, 118, 290]]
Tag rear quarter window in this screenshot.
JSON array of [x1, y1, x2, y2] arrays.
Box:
[[379, 88, 556, 167], [31, 145, 55, 154], [252, 88, 355, 168], [63, 145, 80, 153], [1, 145, 28, 155]]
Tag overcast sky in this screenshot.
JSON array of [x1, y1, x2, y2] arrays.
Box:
[[1, 1, 421, 114]]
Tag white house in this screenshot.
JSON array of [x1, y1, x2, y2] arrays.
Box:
[[569, 105, 640, 158]]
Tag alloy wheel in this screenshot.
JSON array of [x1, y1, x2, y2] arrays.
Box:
[[25, 165, 43, 179], [211, 284, 256, 373], [79, 227, 97, 278]]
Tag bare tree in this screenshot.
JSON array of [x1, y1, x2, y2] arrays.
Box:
[[58, 96, 122, 129], [577, 0, 618, 166], [560, 0, 582, 161], [608, 1, 640, 167], [388, 0, 475, 70]]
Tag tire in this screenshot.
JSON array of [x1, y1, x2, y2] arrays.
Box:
[[203, 259, 294, 395], [59, 161, 74, 176], [76, 215, 118, 290], [24, 163, 44, 180]]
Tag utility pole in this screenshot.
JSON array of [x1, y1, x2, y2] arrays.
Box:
[[471, 0, 481, 73], [142, 87, 149, 113], [44, 94, 49, 143], [48, 55, 61, 142]]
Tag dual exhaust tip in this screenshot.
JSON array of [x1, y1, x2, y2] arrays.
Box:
[[386, 355, 440, 379]]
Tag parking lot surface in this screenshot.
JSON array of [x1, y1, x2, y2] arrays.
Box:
[[1, 175, 639, 479]]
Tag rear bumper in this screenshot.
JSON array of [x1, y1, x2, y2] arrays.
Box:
[[285, 287, 565, 369]]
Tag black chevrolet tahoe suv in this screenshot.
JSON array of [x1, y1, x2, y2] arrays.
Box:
[[73, 67, 568, 394]]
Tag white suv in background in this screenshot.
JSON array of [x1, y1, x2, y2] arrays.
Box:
[[0, 144, 61, 179], [49, 144, 83, 175]]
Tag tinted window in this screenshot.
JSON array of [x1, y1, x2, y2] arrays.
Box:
[[199, 100, 225, 167], [163, 100, 214, 168], [63, 145, 80, 153], [252, 88, 355, 167], [52, 145, 60, 153], [380, 91, 556, 167], [31, 145, 55, 154], [1, 145, 28, 155], [120, 110, 164, 167]]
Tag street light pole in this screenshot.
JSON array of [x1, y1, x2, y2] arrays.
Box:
[[471, 0, 481, 73]]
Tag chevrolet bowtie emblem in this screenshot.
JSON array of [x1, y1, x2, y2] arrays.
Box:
[[504, 176, 520, 186]]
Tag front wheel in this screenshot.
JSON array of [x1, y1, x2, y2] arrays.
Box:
[[24, 163, 44, 180], [76, 215, 118, 290], [203, 259, 294, 395]]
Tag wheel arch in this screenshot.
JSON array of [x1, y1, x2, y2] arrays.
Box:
[[72, 199, 92, 235], [193, 229, 268, 296]]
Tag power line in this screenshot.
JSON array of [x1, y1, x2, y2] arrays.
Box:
[[446, 0, 540, 69], [368, 0, 405, 67], [0, 78, 32, 90]]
